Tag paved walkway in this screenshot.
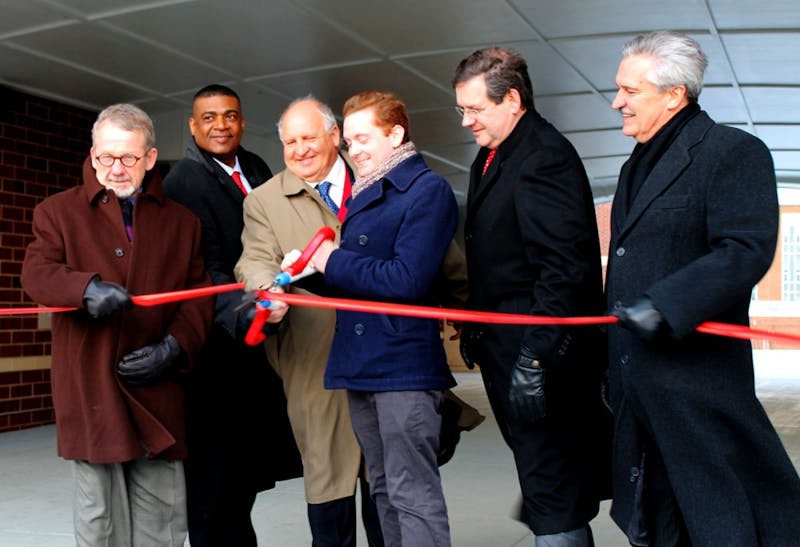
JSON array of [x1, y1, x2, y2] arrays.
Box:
[[1, 362, 798, 546]]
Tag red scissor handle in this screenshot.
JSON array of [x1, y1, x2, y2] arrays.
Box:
[[284, 226, 336, 276], [244, 226, 336, 346], [244, 302, 271, 346]]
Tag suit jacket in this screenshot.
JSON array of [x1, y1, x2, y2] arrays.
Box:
[[606, 110, 800, 545], [235, 156, 365, 503], [164, 140, 301, 491], [22, 158, 212, 462]]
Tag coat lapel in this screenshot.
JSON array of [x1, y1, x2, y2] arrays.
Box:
[[280, 168, 311, 197], [467, 158, 502, 220], [465, 157, 481, 224], [466, 112, 537, 223], [464, 150, 499, 233], [346, 175, 386, 219], [239, 146, 266, 191], [339, 160, 354, 221], [616, 112, 714, 242], [280, 153, 354, 222], [610, 157, 633, 236], [186, 139, 251, 203], [345, 153, 425, 220]]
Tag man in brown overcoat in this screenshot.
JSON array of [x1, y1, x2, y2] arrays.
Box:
[[21, 103, 212, 546]]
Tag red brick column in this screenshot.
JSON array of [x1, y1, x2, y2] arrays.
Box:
[[0, 85, 94, 431]]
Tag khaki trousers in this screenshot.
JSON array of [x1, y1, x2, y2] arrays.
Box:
[[72, 458, 187, 547]]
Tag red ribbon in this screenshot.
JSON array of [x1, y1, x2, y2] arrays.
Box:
[[695, 321, 800, 345], [130, 282, 247, 307], [0, 283, 247, 315], [0, 306, 77, 315], [5, 282, 800, 346], [259, 290, 618, 326]]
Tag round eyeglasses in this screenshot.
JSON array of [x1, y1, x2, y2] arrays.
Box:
[[95, 153, 145, 167]]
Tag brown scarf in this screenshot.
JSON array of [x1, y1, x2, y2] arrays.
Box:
[[351, 142, 417, 198]]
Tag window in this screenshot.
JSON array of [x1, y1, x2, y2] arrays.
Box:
[[782, 213, 800, 301]]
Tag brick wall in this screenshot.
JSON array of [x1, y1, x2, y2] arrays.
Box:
[[0, 85, 95, 432], [0, 369, 54, 431]]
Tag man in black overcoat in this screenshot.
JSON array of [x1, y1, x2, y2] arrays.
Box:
[[164, 84, 301, 546], [607, 31, 800, 546], [453, 47, 612, 546]]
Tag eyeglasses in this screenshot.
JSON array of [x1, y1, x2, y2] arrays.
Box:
[[94, 153, 145, 167], [454, 103, 495, 118]]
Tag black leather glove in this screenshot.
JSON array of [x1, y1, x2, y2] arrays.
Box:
[[236, 297, 257, 338], [613, 297, 667, 342], [83, 277, 132, 319], [508, 346, 547, 423], [117, 334, 182, 386]]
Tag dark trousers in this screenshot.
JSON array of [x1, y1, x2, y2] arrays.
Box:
[[185, 465, 258, 547], [348, 390, 450, 547], [478, 351, 607, 536], [307, 473, 384, 547]]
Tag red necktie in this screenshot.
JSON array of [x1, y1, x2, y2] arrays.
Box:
[[482, 149, 497, 176], [231, 171, 248, 195]]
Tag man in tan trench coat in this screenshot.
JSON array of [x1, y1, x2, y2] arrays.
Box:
[[236, 97, 383, 546]]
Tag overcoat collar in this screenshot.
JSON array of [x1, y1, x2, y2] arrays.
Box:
[[344, 152, 429, 220], [278, 153, 354, 221], [612, 110, 714, 242], [466, 110, 542, 219], [184, 138, 259, 202]]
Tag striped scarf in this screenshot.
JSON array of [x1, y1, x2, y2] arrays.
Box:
[[351, 142, 417, 198]]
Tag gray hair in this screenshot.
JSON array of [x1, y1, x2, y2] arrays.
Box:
[[621, 31, 708, 101], [92, 103, 156, 149], [277, 95, 337, 142]]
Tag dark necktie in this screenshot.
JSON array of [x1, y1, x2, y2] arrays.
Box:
[[317, 181, 339, 215], [120, 199, 134, 241], [231, 171, 248, 195]]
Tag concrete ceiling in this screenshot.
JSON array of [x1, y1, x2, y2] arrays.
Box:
[[2, 0, 799, 201]]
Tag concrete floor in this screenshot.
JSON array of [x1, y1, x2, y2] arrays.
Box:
[[1, 353, 799, 546]]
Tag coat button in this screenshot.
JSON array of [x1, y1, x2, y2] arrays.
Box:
[[613, 300, 623, 310], [354, 323, 365, 335], [620, 354, 630, 365], [114, 248, 125, 257], [102, 195, 109, 204], [465, 234, 472, 242], [358, 235, 368, 246], [616, 247, 625, 257], [629, 467, 640, 483]]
